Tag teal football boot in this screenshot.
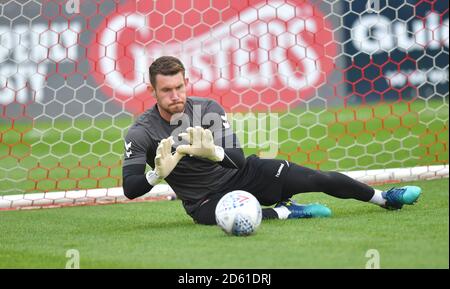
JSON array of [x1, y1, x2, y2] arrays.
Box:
[[275, 199, 332, 218], [381, 186, 422, 210]]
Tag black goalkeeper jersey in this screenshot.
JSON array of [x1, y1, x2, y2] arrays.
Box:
[[122, 97, 244, 215]]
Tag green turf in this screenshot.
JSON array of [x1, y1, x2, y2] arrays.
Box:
[[0, 99, 448, 195], [0, 178, 447, 268]]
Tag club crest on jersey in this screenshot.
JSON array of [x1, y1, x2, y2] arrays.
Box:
[[125, 141, 132, 158], [221, 115, 230, 129]]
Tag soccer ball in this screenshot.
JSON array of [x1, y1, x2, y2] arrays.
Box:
[[215, 190, 262, 236]]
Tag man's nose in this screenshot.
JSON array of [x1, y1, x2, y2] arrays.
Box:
[[170, 90, 180, 100]]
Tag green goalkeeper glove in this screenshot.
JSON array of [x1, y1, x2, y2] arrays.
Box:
[[146, 136, 184, 186], [176, 126, 224, 162]]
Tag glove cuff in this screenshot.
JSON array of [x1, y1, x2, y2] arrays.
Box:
[[145, 170, 161, 186], [209, 145, 225, 162]]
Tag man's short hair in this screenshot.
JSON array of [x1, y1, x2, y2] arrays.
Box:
[[149, 56, 185, 88]]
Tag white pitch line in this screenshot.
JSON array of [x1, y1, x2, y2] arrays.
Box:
[[0, 184, 176, 210], [342, 164, 449, 184]]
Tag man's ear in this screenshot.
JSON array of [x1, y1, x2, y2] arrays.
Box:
[[148, 85, 155, 98], [184, 78, 189, 87]]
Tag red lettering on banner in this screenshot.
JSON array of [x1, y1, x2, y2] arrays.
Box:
[[90, 0, 336, 113]]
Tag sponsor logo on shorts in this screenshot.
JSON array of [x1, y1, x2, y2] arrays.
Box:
[[275, 163, 285, 178]]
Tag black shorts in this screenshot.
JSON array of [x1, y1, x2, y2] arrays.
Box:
[[226, 155, 290, 205], [191, 155, 290, 224]]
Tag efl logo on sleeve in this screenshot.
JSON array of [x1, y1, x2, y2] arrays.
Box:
[[90, 0, 336, 113]]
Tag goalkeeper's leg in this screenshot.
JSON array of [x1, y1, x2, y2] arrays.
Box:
[[280, 163, 421, 209], [281, 163, 375, 201]]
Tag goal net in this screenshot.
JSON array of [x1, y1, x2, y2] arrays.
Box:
[[0, 0, 448, 209]]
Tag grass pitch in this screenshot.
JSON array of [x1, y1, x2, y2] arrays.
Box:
[[0, 178, 448, 268]]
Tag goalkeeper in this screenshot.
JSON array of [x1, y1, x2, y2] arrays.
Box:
[[122, 56, 421, 225]]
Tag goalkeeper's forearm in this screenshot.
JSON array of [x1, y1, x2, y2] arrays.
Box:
[[122, 164, 153, 199]]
